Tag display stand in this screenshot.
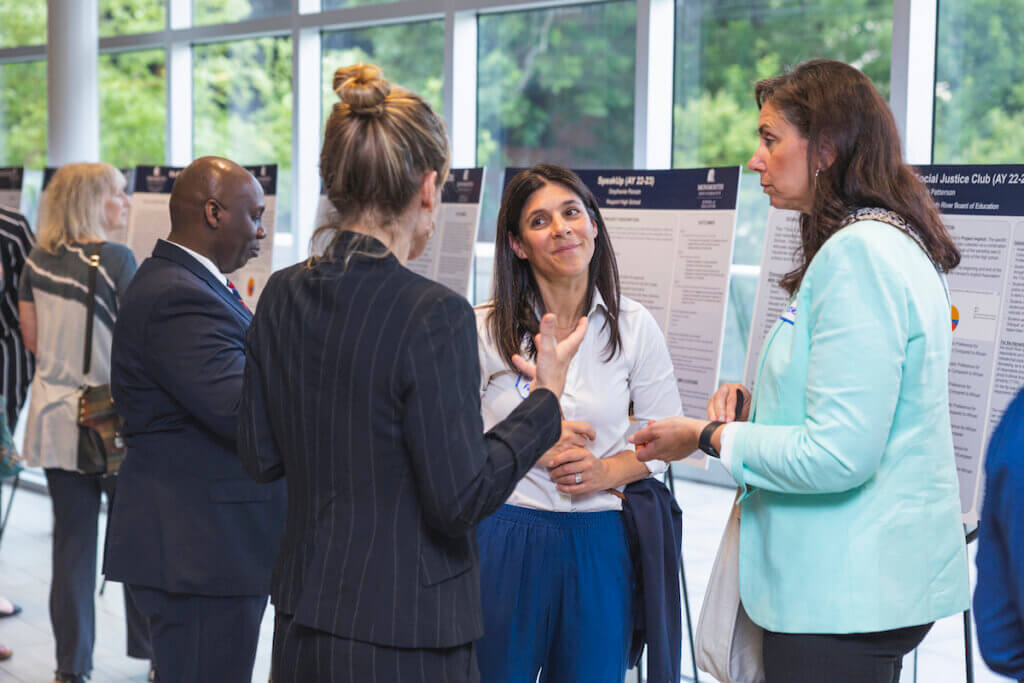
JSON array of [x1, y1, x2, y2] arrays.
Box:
[[664, 470, 699, 682]]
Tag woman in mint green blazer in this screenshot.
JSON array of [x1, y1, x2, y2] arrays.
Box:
[[631, 59, 970, 682]]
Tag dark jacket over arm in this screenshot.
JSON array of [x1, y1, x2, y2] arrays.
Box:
[[238, 240, 561, 649]]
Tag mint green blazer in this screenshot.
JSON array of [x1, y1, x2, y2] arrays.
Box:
[[731, 219, 970, 634]]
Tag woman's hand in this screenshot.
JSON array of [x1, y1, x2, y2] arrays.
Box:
[[547, 447, 614, 495], [629, 417, 708, 462], [512, 314, 587, 399], [537, 420, 596, 469], [707, 383, 751, 422]]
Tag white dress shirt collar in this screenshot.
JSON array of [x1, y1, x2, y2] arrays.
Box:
[[163, 239, 228, 287]]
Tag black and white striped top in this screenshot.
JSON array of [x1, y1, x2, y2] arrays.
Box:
[[0, 207, 35, 429]]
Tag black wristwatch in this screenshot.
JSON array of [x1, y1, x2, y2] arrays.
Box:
[[699, 421, 725, 459]]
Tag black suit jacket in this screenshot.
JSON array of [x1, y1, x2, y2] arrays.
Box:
[[238, 233, 561, 649], [104, 239, 286, 596]]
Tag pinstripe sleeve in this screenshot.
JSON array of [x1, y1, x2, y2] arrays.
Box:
[[402, 293, 561, 538]]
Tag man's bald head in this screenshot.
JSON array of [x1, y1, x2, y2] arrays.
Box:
[[168, 156, 266, 274]]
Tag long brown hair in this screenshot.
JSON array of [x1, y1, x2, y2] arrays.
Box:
[[312, 63, 449, 263], [487, 164, 622, 370], [755, 59, 959, 295]]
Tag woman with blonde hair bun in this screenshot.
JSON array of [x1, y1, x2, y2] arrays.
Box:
[[19, 162, 150, 683], [238, 64, 586, 682]]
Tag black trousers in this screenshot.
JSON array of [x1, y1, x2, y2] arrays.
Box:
[[763, 622, 933, 683], [272, 611, 480, 683], [45, 468, 151, 677], [130, 585, 267, 683]]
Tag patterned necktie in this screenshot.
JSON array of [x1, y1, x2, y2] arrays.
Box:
[[226, 279, 250, 312]]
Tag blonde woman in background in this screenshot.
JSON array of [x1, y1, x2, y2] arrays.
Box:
[[19, 163, 149, 683]]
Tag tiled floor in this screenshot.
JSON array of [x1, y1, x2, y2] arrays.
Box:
[[0, 474, 1011, 682]]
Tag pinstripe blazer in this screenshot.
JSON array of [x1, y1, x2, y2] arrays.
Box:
[[238, 232, 562, 649]]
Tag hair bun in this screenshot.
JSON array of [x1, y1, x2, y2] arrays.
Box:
[[333, 64, 390, 117]]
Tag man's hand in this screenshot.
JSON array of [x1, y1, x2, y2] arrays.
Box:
[[511, 314, 587, 398]]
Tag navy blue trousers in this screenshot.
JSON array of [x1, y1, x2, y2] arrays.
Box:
[[130, 585, 266, 683], [476, 505, 634, 683]]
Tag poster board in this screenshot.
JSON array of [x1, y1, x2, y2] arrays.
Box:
[[405, 168, 484, 297], [742, 164, 1024, 524], [124, 164, 278, 309], [504, 167, 741, 468], [314, 168, 485, 299]]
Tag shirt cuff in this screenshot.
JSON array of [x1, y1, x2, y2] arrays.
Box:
[[718, 422, 741, 477], [642, 456, 668, 477]]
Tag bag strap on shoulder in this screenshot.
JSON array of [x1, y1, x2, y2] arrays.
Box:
[[82, 245, 101, 376]]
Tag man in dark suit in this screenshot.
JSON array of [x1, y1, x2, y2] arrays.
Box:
[[104, 156, 285, 683]]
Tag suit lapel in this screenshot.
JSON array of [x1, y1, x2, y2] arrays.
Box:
[[152, 240, 253, 324]]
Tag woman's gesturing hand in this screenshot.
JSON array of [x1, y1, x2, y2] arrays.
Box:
[[629, 417, 707, 463], [512, 313, 588, 399], [537, 420, 596, 469], [547, 447, 612, 495], [707, 383, 751, 422]]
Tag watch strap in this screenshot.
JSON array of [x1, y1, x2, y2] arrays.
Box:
[[699, 421, 725, 459]]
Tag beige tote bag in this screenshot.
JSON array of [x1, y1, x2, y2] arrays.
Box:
[[695, 492, 765, 683]]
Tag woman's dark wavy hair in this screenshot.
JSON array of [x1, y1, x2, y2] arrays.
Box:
[[487, 164, 622, 370], [755, 59, 960, 295]]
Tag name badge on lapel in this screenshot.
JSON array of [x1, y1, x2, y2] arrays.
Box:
[[780, 302, 798, 325]]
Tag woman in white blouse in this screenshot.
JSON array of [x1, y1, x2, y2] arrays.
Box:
[[475, 164, 681, 683]]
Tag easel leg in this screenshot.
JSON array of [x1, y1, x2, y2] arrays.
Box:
[[964, 609, 974, 683]]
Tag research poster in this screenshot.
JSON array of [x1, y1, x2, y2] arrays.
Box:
[[551, 167, 741, 468], [405, 168, 484, 297], [124, 164, 278, 309], [124, 165, 184, 263], [742, 207, 800, 390], [742, 164, 1024, 523], [314, 167, 484, 298], [0, 168, 23, 213]]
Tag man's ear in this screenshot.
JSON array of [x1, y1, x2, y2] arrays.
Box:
[[419, 170, 439, 212], [204, 198, 221, 229]]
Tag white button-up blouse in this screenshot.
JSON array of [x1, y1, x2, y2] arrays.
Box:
[[476, 293, 682, 512]]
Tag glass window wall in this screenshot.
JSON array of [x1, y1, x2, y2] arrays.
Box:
[[672, 0, 892, 381], [100, 49, 167, 168], [0, 2, 46, 48], [321, 21, 444, 127], [193, 36, 293, 236], [933, 0, 1024, 163], [476, 0, 637, 248], [193, 0, 292, 26], [100, 0, 165, 37]]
